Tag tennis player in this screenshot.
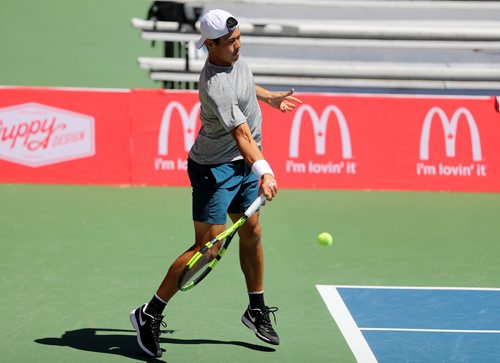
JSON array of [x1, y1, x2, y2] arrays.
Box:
[[130, 9, 302, 358]]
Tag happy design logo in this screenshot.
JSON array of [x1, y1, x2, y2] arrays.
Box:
[[0, 102, 95, 167]]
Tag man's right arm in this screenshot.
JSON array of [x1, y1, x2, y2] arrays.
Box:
[[231, 122, 277, 200]]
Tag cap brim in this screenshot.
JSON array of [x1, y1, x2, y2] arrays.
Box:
[[195, 37, 205, 49]]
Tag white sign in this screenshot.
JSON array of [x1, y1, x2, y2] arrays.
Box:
[[0, 102, 95, 168]]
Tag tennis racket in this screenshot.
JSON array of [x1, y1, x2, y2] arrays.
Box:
[[178, 193, 267, 291]]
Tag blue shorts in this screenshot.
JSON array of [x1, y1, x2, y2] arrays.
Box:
[[187, 158, 259, 224]]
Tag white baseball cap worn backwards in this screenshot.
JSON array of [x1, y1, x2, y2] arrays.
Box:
[[196, 9, 239, 49]]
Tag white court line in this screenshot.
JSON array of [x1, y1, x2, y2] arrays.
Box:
[[361, 328, 500, 334], [329, 285, 500, 291], [316, 285, 377, 363]]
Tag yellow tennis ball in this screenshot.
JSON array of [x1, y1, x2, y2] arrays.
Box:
[[317, 232, 333, 247]]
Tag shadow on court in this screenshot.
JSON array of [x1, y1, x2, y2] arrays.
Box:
[[35, 328, 275, 362]]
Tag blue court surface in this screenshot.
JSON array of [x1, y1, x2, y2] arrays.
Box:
[[317, 285, 500, 362]]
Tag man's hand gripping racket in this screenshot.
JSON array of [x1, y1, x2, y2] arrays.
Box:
[[178, 193, 267, 291]]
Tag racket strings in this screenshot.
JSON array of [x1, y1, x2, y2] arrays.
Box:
[[179, 241, 225, 288]]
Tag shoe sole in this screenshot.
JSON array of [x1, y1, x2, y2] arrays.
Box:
[[129, 309, 158, 357], [241, 315, 280, 346]]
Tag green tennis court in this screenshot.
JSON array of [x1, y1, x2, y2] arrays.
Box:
[[1, 184, 499, 362]]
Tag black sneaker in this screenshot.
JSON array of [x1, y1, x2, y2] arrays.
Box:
[[129, 303, 166, 357], [241, 306, 280, 345]]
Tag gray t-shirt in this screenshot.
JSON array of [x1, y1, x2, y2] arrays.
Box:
[[188, 58, 262, 164]]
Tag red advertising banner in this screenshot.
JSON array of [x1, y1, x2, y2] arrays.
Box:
[[0, 87, 130, 184], [129, 90, 500, 192], [129, 89, 200, 186], [261, 94, 500, 192], [1, 87, 499, 192]]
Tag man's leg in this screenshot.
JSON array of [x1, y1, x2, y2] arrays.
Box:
[[232, 213, 263, 292], [131, 158, 236, 357], [231, 212, 280, 346], [130, 221, 226, 358]]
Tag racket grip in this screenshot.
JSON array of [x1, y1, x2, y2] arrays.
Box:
[[244, 194, 267, 218]]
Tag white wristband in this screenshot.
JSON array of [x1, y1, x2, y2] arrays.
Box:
[[252, 159, 274, 179]]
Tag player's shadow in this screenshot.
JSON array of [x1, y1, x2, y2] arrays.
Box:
[[35, 327, 275, 362]]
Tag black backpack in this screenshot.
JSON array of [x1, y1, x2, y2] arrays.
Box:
[[147, 1, 200, 28]]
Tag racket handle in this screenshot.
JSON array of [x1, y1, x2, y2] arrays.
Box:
[[244, 194, 267, 218]]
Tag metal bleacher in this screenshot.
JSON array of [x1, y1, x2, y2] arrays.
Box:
[[131, 0, 500, 94]]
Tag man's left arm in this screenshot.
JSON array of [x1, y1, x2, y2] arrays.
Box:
[[255, 85, 302, 112]]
